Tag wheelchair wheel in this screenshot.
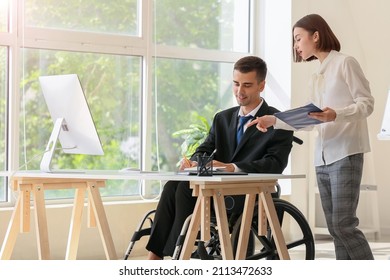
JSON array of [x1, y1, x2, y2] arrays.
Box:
[[190, 221, 255, 260], [201, 223, 222, 258], [231, 198, 315, 260]]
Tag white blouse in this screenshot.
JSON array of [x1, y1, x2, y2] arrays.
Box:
[[275, 50, 374, 166]]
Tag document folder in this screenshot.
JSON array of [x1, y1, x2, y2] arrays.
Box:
[[274, 103, 323, 129]]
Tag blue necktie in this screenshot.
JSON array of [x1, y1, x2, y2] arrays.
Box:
[[236, 115, 252, 144]]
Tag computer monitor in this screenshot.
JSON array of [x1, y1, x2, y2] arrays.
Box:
[[378, 89, 390, 140], [39, 74, 104, 172]]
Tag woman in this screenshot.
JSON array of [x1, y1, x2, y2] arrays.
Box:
[[249, 14, 374, 260]]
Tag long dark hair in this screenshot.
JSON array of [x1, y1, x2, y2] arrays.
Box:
[[292, 14, 341, 62]]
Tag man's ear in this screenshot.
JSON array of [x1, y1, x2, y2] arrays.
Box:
[[259, 80, 266, 92]]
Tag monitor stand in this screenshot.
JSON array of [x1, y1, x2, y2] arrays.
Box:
[[40, 118, 86, 173], [40, 118, 64, 172]]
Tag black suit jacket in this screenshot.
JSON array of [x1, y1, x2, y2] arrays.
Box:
[[146, 100, 295, 258], [191, 100, 293, 174]]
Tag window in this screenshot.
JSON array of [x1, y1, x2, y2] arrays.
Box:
[[0, 0, 9, 202], [20, 49, 142, 197], [151, 58, 234, 172], [0, 0, 8, 32], [154, 0, 250, 52], [24, 0, 139, 36], [1, 0, 255, 202], [0, 47, 7, 202]]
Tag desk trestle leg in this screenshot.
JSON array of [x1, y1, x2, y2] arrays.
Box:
[[32, 184, 51, 260], [66, 187, 86, 260], [87, 182, 117, 260], [212, 190, 234, 260], [0, 195, 22, 260], [260, 191, 290, 260]]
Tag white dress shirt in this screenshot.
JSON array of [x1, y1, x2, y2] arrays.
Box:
[[233, 99, 263, 172], [238, 99, 263, 129], [275, 50, 374, 166]]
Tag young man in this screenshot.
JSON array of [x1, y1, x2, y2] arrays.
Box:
[[146, 56, 294, 260]]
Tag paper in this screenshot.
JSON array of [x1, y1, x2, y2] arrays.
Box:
[[184, 166, 226, 172], [274, 103, 323, 129]]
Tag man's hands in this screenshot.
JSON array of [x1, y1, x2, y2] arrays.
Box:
[[179, 158, 235, 172], [212, 160, 235, 172], [179, 157, 197, 170]]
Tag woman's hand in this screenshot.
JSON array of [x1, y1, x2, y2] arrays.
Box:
[[247, 115, 276, 132], [308, 107, 336, 122]]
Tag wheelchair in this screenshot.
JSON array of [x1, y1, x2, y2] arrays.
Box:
[[124, 136, 315, 260], [124, 183, 315, 260]]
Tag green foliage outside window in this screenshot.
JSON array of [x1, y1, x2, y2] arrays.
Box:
[[20, 50, 142, 197], [0, 0, 249, 199], [172, 108, 216, 167]]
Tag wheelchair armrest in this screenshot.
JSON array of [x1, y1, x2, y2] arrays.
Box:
[[293, 136, 303, 145]]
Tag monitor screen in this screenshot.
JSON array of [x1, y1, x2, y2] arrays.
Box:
[[39, 74, 104, 172], [378, 89, 390, 140]]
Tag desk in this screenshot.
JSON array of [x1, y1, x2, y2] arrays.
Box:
[[0, 171, 304, 260], [178, 174, 305, 260], [0, 175, 115, 260]]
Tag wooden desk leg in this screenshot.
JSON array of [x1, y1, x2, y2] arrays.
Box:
[[235, 193, 256, 260], [32, 184, 51, 260], [87, 195, 97, 228], [66, 187, 86, 260], [201, 196, 211, 241], [260, 191, 290, 260], [212, 190, 234, 260], [179, 195, 202, 260], [258, 197, 267, 236], [87, 182, 117, 260], [0, 194, 22, 260]]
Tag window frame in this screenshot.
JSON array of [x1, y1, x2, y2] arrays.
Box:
[[1, 0, 259, 206]]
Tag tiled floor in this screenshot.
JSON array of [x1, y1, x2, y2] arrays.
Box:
[[127, 231, 390, 260], [128, 238, 390, 260]]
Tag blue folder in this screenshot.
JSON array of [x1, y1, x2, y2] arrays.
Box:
[[274, 103, 323, 129]]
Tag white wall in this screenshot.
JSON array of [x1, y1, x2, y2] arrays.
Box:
[[290, 0, 390, 235]]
